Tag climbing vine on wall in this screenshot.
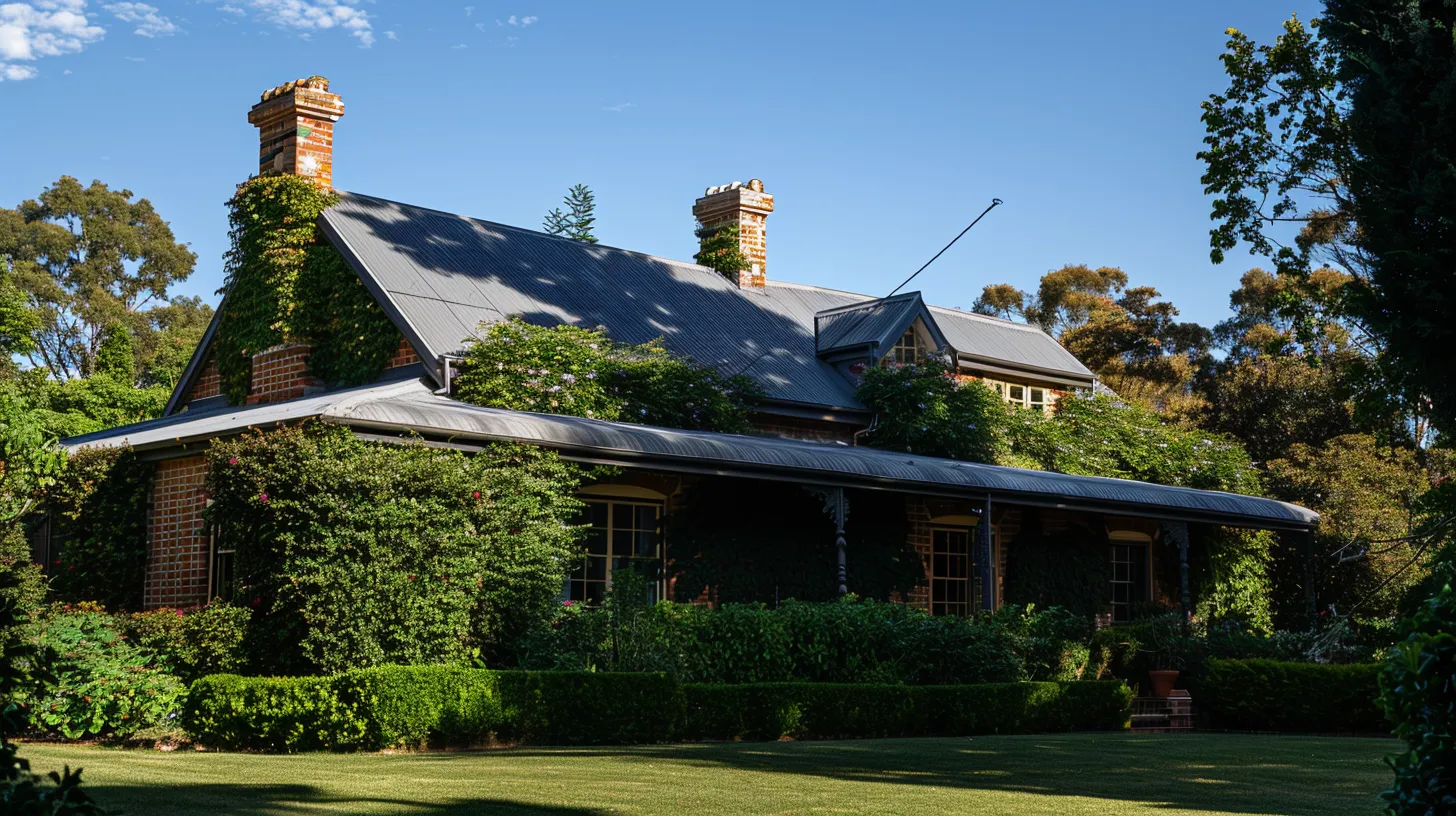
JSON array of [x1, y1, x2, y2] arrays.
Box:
[[215, 176, 400, 403], [44, 446, 152, 611]]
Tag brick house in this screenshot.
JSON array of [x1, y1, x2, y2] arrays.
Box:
[[58, 77, 1318, 620]]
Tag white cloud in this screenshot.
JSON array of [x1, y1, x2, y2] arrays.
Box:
[[383, 29, 395, 40], [450, 42, 464, 49], [224, 0, 374, 47], [0, 0, 106, 81], [602, 102, 635, 113], [217, 4, 245, 14], [105, 2, 177, 37], [123, 54, 142, 60], [463, 5, 472, 16], [0, 63, 38, 80], [499, 15, 536, 27]]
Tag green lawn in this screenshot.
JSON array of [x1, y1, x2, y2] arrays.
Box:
[[23, 733, 1397, 816]]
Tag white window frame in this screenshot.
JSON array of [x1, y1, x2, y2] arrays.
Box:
[[929, 526, 975, 617], [1108, 532, 1152, 624], [890, 328, 922, 365]]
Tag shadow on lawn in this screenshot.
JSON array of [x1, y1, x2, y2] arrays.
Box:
[[84, 783, 605, 816], [411, 734, 1387, 816]]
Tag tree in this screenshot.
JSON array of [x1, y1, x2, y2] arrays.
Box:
[[693, 221, 750, 282], [542, 184, 598, 243], [1316, 1, 1456, 436], [854, 356, 1010, 462], [0, 177, 196, 381], [1266, 434, 1450, 617], [973, 265, 1210, 409]]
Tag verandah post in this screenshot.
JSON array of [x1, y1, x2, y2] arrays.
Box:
[[980, 496, 994, 611]]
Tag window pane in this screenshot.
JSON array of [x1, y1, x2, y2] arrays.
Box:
[[586, 556, 607, 581], [1009, 385, 1025, 401]]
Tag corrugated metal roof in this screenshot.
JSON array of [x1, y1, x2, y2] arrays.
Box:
[[68, 378, 1317, 530], [766, 281, 1095, 380], [320, 193, 864, 409], [318, 192, 1093, 414], [815, 291, 947, 358]]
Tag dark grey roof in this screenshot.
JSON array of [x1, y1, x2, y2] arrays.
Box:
[[72, 379, 1317, 531], [764, 281, 1095, 381], [316, 192, 1092, 414], [814, 291, 948, 359], [320, 192, 864, 410]]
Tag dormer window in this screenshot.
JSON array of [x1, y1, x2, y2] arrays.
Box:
[[890, 329, 921, 365]]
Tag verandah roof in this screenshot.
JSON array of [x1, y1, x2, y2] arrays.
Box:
[[64, 378, 1318, 532]]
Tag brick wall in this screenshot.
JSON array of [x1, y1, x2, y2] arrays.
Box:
[[246, 343, 320, 405], [146, 456, 210, 609], [184, 353, 221, 404], [248, 76, 344, 188], [750, 414, 859, 444], [692, 180, 774, 288], [387, 337, 421, 368]]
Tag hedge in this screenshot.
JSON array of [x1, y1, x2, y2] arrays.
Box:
[[682, 681, 1132, 741], [184, 667, 1131, 751], [1200, 659, 1387, 733]]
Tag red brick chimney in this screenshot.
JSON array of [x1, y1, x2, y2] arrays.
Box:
[[693, 179, 774, 288], [247, 76, 344, 187], [239, 76, 345, 405]]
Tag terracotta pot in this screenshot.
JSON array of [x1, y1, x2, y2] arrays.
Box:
[[1148, 669, 1180, 698]]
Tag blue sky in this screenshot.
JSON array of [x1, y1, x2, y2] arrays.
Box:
[[0, 1, 1319, 329]]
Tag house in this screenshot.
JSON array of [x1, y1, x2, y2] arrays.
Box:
[[57, 77, 1318, 622]]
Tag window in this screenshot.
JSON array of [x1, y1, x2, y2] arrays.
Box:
[[1109, 542, 1149, 623], [930, 527, 973, 617], [568, 499, 664, 605], [890, 329, 921, 365], [1003, 383, 1052, 412], [209, 527, 235, 602]]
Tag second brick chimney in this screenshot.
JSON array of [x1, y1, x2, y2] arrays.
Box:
[[693, 179, 774, 288], [248, 76, 344, 187]]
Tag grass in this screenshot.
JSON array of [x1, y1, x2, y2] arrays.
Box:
[[23, 732, 1397, 816]]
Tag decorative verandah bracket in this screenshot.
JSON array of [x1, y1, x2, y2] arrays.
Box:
[[805, 486, 849, 596], [1160, 519, 1192, 627]]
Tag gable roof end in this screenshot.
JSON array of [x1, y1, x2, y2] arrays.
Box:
[[813, 291, 949, 362]]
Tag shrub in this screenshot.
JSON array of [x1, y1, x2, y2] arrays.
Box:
[[681, 680, 1132, 741], [854, 356, 1010, 462], [183, 666, 1131, 751], [24, 606, 184, 739], [183, 667, 681, 751], [1380, 583, 1456, 813], [44, 446, 151, 611], [455, 318, 760, 433], [127, 603, 250, 682], [183, 674, 367, 752], [1200, 658, 1385, 733], [521, 596, 1029, 685], [206, 425, 584, 674]]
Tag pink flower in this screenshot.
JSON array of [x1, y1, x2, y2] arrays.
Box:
[[251, 597, 262, 607], [258, 493, 269, 503], [175, 610, 184, 617], [472, 491, 481, 499], [228, 457, 238, 465], [408, 574, 416, 582], [563, 600, 573, 607]]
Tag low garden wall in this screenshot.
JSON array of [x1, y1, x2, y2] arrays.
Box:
[[183, 666, 1134, 752]]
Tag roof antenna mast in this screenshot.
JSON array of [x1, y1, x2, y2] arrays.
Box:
[[887, 198, 1003, 298]]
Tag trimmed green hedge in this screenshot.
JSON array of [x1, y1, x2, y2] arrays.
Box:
[[184, 667, 1131, 751], [1200, 659, 1386, 733], [681, 681, 1131, 741]]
